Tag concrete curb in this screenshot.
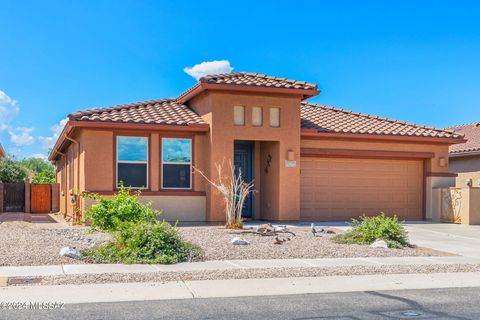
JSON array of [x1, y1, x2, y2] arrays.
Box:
[[1, 256, 479, 278], [2, 272, 480, 304]]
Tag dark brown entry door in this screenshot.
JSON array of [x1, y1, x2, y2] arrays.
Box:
[[31, 184, 51, 213], [3, 183, 25, 212]]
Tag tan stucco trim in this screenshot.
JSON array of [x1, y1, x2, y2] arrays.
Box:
[[0, 144, 5, 158], [301, 148, 435, 160], [301, 129, 466, 145]]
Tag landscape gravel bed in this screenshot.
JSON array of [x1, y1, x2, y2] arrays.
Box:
[[33, 264, 480, 286], [178, 226, 449, 261], [0, 221, 110, 266], [0, 220, 448, 266]]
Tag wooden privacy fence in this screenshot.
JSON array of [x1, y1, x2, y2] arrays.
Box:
[[0, 182, 59, 214]]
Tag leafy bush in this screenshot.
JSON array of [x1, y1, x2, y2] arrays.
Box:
[[84, 186, 160, 232], [83, 221, 203, 264], [32, 169, 55, 184], [333, 213, 410, 248], [0, 158, 28, 183]]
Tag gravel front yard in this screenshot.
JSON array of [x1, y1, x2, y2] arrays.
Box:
[[178, 226, 450, 261], [0, 220, 110, 266], [0, 217, 449, 266]]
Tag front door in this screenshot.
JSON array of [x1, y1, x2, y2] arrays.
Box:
[[233, 141, 254, 218]]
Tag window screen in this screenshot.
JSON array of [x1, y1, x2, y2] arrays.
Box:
[[116, 136, 148, 188], [162, 138, 192, 189]]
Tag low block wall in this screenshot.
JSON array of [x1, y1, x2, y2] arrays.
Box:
[[83, 195, 207, 222], [433, 187, 480, 225]]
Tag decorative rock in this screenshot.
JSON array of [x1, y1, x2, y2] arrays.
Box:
[[59, 246, 82, 260], [370, 239, 388, 249], [230, 237, 249, 245]]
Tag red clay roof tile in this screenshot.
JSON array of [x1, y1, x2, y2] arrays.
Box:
[[448, 122, 480, 155], [69, 98, 206, 126], [301, 102, 462, 139]]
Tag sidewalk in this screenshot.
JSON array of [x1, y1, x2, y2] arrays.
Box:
[[2, 272, 480, 304], [1, 255, 479, 277]]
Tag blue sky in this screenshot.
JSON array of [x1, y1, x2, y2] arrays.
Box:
[[1, 0, 479, 159]]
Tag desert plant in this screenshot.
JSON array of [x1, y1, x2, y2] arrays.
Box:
[[83, 185, 161, 231], [333, 213, 410, 248], [194, 161, 255, 229], [82, 220, 203, 264]]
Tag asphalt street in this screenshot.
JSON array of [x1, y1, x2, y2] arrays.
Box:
[[1, 287, 480, 320]]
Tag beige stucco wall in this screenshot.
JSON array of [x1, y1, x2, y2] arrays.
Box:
[[83, 195, 206, 222], [450, 155, 480, 173], [433, 187, 480, 225], [427, 176, 456, 220]]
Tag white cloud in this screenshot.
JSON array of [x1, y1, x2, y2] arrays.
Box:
[[184, 60, 234, 80], [30, 153, 48, 160], [0, 90, 20, 130], [38, 118, 68, 150], [9, 127, 35, 146]]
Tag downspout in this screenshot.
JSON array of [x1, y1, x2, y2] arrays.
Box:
[[64, 133, 81, 221]]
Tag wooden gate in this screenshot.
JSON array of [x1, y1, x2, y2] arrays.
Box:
[[3, 183, 25, 212], [30, 184, 51, 213]]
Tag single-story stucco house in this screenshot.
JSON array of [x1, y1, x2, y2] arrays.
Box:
[[448, 122, 480, 187], [49, 72, 465, 222]]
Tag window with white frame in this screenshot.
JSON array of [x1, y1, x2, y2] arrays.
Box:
[[116, 136, 148, 188], [162, 138, 192, 189]]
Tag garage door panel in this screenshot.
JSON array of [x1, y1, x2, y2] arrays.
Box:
[[300, 158, 423, 221]]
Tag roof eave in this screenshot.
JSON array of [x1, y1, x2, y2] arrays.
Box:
[[300, 129, 467, 144], [177, 82, 320, 104], [449, 150, 480, 158]]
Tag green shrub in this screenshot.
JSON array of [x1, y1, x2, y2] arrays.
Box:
[[83, 221, 203, 264], [32, 169, 55, 184], [84, 186, 161, 231], [333, 213, 410, 248]]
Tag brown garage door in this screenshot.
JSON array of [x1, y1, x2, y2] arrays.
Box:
[[300, 158, 424, 221]]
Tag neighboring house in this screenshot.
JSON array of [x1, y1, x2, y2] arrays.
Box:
[[0, 143, 5, 158], [448, 122, 480, 187], [49, 72, 465, 222]]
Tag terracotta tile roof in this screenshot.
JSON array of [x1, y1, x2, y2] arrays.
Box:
[[301, 102, 463, 139], [447, 122, 480, 155], [177, 72, 319, 103], [200, 72, 318, 90], [69, 98, 206, 126]]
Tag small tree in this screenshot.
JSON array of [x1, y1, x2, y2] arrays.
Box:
[[0, 158, 28, 183], [195, 161, 255, 229]]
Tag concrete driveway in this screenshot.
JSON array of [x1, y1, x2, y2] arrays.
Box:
[[404, 222, 480, 258]]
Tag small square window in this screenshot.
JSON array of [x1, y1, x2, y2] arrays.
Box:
[[252, 107, 262, 127], [234, 106, 245, 126], [270, 108, 280, 127]]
